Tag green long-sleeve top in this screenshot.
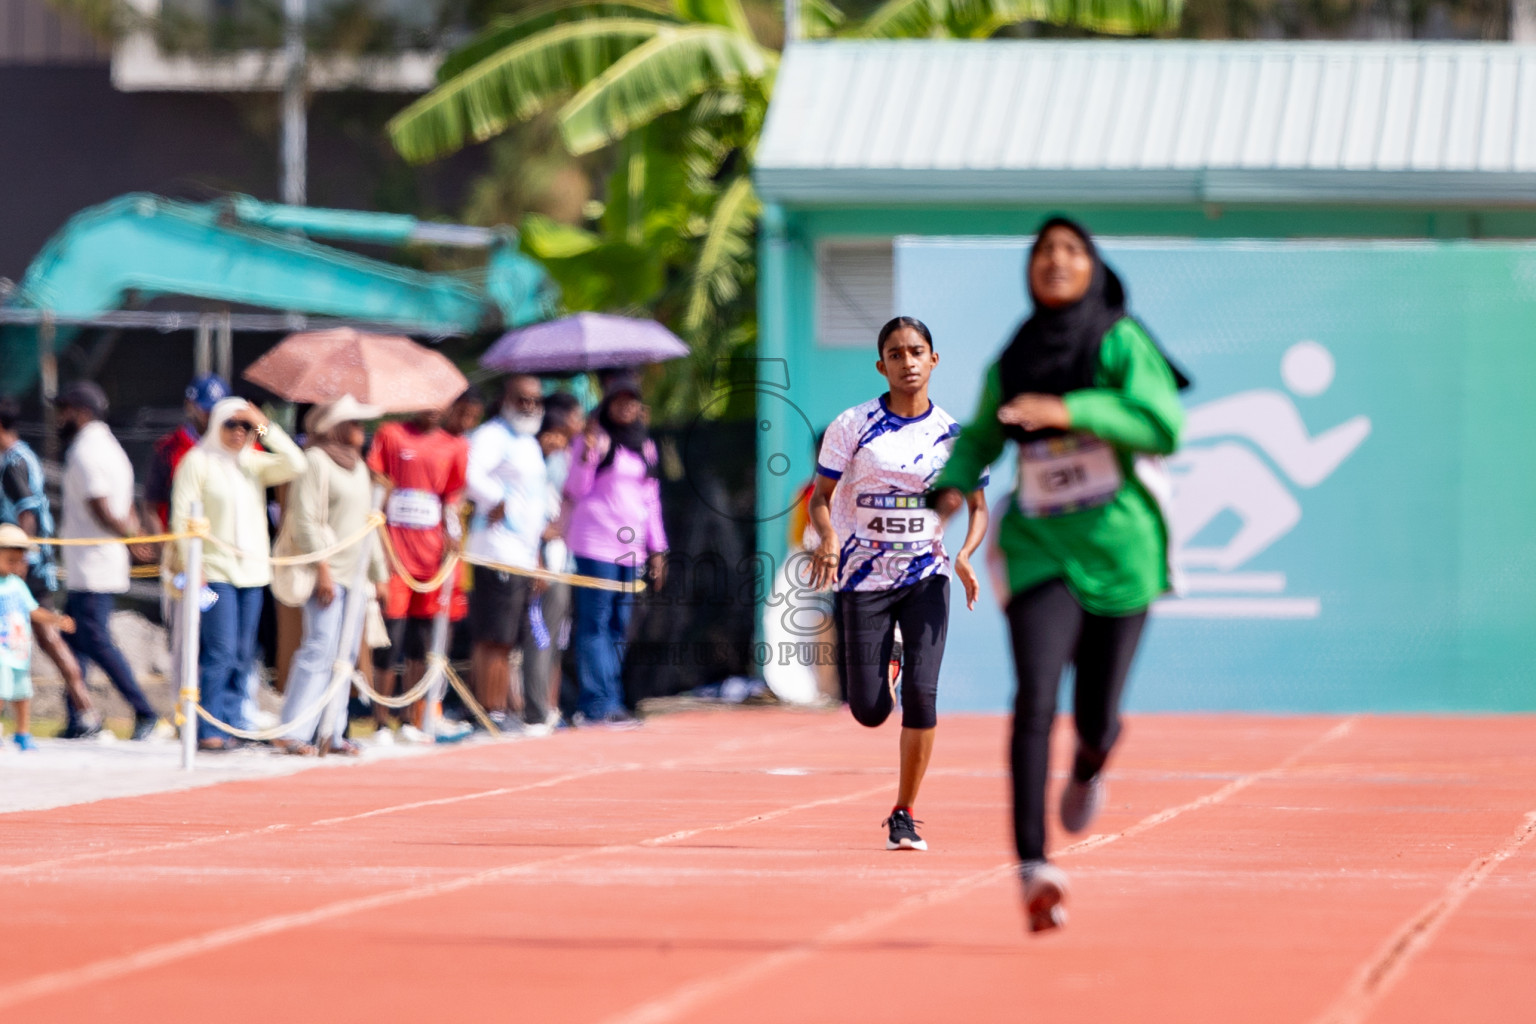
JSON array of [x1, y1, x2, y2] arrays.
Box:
[[933, 318, 1184, 615]]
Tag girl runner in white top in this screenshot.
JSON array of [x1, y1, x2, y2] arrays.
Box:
[[808, 316, 989, 851]]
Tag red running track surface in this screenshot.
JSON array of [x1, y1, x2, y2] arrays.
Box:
[[1, 710, 1533, 1023]]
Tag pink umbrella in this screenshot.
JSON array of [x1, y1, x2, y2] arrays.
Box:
[[244, 328, 468, 413]]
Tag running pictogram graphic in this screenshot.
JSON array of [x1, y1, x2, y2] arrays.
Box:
[[1160, 341, 1371, 619]]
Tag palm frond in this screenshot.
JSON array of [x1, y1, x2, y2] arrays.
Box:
[[671, 0, 756, 39], [799, 0, 848, 37], [557, 25, 776, 155], [388, 19, 667, 163], [435, 0, 679, 84], [682, 175, 759, 332], [854, 0, 1183, 37]]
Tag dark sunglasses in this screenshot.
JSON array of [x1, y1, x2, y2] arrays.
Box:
[[223, 420, 258, 433], [512, 395, 545, 410]]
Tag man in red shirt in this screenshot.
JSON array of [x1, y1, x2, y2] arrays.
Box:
[[367, 405, 468, 743]]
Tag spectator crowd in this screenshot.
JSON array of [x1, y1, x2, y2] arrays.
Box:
[[0, 368, 668, 753]]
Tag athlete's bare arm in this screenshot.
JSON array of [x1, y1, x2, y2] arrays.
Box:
[[953, 489, 988, 610], [807, 474, 839, 590]]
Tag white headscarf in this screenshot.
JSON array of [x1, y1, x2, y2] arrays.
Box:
[[202, 397, 258, 461], [198, 397, 264, 561]]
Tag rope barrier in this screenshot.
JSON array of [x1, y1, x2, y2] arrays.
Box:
[[376, 524, 647, 595], [442, 661, 502, 737], [36, 523, 208, 547], [186, 655, 354, 742], [350, 654, 445, 710], [29, 517, 646, 594], [268, 513, 386, 567], [377, 529, 462, 594]]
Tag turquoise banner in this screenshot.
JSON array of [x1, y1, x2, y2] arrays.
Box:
[[884, 238, 1536, 712]]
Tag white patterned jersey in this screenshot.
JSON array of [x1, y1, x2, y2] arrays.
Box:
[[817, 395, 985, 593]]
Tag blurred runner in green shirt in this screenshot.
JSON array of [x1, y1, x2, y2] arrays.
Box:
[[933, 218, 1186, 934]]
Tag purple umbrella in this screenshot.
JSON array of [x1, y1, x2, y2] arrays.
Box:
[[479, 312, 690, 373]]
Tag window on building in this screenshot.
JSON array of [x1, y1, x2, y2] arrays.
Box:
[[815, 240, 893, 348]]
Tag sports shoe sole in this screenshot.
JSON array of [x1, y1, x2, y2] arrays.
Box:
[[886, 837, 929, 851], [1024, 867, 1070, 933]]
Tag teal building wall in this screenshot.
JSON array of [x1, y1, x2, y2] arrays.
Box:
[[757, 203, 1536, 712]]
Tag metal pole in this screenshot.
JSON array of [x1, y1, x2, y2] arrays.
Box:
[[281, 0, 307, 206], [38, 317, 58, 463], [784, 0, 799, 41], [215, 310, 233, 382], [194, 316, 212, 378], [180, 500, 204, 771]]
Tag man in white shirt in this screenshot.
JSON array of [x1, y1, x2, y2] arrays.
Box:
[[465, 375, 548, 731], [55, 382, 160, 740]]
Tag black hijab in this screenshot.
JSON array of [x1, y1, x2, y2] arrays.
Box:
[[998, 217, 1189, 443], [595, 392, 656, 476]]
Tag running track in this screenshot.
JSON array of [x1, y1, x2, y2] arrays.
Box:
[[2, 710, 1533, 1023]]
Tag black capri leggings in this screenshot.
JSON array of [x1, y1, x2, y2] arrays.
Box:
[[834, 574, 949, 731], [1007, 578, 1148, 863]]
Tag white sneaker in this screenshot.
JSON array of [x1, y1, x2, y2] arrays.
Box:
[[369, 727, 396, 746], [544, 709, 563, 729], [397, 724, 429, 744], [433, 719, 473, 741], [521, 721, 552, 738], [1020, 861, 1070, 934]]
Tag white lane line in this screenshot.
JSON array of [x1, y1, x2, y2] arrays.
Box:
[[639, 783, 893, 847], [0, 781, 891, 1010], [1062, 717, 1356, 857], [0, 765, 635, 879], [1309, 809, 1536, 1024], [0, 718, 848, 879], [599, 718, 1359, 1024]]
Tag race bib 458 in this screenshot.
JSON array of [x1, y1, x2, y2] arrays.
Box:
[[854, 494, 939, 550]]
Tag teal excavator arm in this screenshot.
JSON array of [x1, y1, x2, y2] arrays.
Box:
[[0, 193, 556, 394]]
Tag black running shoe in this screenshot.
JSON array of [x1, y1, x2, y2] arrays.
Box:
[[60, 715, 103, 740], [131, 716, 159, 741], [883, 809, 928, 851]]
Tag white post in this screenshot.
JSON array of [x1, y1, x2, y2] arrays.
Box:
[[180, 501, 204, 771], [281, 0, 308, 206], [421, 580, 452, 739]]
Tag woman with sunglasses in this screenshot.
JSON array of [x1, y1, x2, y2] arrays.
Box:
[[171, 397, 306, 750]]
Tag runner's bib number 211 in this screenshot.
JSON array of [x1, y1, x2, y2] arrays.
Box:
[[1016, 434, 1122, 517], [854, 494, 939, 549]]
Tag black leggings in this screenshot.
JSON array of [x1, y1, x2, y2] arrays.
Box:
[[1007, 578, 1148, 862], [834, 575, 949, 730]]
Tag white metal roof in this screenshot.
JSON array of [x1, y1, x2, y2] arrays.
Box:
[[755, 41, 1536, 205]]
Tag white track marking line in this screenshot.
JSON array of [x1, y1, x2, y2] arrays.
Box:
[[640, 784, 894, 846], [1309, 809, 1536, 1024], [1061, 717, 1356, 857], [0, 766, 633, 878], [0, 781, 891, 1010], [0, 717, 846, 878], [599, 718, 1359, 1024]]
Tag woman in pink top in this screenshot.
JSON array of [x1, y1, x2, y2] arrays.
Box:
[[563, 373, 668, 724]]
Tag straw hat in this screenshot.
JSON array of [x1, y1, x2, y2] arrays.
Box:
[[0, 523, 35, 550]]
